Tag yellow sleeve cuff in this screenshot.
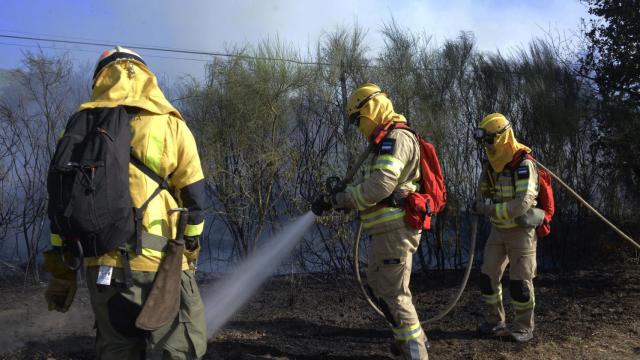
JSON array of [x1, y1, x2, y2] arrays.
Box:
[[51, 233, 63, 246], [185, 221, 204, 237]]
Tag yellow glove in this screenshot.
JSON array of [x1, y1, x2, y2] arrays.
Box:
[[43, 249, 77, 312]]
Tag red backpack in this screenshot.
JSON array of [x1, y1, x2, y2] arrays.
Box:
[[507, 150, 555, 238], [370, 122, 446, 230]]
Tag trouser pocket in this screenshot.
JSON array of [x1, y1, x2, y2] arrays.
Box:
[[376, 257, 406, 298], [178, 271, 207, 358]]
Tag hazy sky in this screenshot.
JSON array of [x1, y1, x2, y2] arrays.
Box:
[[0, 0, 588, 81]]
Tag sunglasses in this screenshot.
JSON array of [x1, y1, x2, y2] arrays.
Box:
[[349, 91, 382, 127], [473, 123, 511, 145]]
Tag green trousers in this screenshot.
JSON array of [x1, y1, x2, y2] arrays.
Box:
[[86, 267, 207, 359]]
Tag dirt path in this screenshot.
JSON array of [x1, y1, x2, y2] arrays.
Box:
[[1, 262, 638, 359]]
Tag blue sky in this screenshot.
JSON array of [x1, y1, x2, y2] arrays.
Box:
[[0, 0, 589, 81]]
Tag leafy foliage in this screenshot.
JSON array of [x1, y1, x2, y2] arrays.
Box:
[[580, 0, 640, 203], [1, 22, 637, 275]]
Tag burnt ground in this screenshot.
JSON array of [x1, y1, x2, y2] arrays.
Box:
[[1, 260, 639, 360]]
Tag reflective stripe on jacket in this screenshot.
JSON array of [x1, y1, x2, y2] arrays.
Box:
[[51, 110, 206, 272], [478, 159, 538, 229], [335, 128, 420, 235]]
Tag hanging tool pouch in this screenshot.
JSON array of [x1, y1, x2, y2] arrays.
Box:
[[403, 192, 435, 230], [379, 190, 434, 230], [135, 210, 188, 331]]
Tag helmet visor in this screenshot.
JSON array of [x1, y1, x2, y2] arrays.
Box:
[[474, 123, 511, 144], [348, 90, 381, 128], [473, 128, 486, 141], [356, 91, 382, 109], [473, 128, 495, 144]]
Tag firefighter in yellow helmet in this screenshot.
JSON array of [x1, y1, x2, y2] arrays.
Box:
[[313, 83, 429, 359], [472, 113, 543, 343], [43, 46, 207, 358]]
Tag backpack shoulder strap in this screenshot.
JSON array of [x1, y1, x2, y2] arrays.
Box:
[[130, 152, 169, 190], [129, 152, 178, 255], [369, 121, 413, 145], [129, 151, 179, 209], [506, 150, 531, 170], [389, 122, 417, 136]]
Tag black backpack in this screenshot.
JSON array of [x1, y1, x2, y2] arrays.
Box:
[[47, 106, 170, 262]]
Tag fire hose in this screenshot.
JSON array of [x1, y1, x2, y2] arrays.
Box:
[[352, 216, 478, 325], [337, 149, 638, 327], [532, 159, 640, 251], [325, 144, 477, 325]]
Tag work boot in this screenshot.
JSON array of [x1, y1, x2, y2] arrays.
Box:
[[511, 329, 534, 343], [477, 321, 509, 337]]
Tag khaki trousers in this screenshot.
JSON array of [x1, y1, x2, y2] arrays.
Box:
[[86, 267, 207, 359], [368, 225, 428, 360], [480, 226, 537, 332]]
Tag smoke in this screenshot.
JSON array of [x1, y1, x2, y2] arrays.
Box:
[[204, 211, 316, 336]]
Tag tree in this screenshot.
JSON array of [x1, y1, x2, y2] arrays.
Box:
[[581, 0, 639, 103], [182, 42, 312, 261], [580, 0, 640, 207], [0, 51, 75, 281]]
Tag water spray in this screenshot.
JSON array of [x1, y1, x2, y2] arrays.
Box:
[[204, 212, 316, 337]]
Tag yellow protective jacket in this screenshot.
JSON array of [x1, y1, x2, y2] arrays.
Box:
[[478, 158, 539, 229], [50, 60, 206, 272], [334, 128, 421, 235]]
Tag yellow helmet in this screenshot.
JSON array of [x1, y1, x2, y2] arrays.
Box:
[[92, 45, 146, 85], [474, 112, 512, 144], [475, 112, 531, 172], [346, 83, 383, 125]]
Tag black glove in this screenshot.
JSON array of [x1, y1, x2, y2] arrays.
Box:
[[184, 235, 200, 252], [184, 236, 200, 265], [311, 195, 333, 216]]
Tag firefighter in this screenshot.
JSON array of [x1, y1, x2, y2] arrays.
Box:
[[313, 83, 429, 359], [43, 46, 207, 358], [472, 112, 543, 343]]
